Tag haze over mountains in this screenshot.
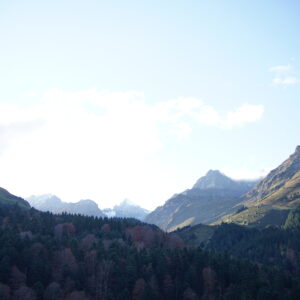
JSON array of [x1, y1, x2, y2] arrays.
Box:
[[26, 194, 105, 218], [102, 199, 149, 220], [26, 194, 149, 220]]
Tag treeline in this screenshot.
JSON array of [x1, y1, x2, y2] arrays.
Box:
[[0, 205, 300, 299]]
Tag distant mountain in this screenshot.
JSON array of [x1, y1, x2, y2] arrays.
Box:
[[26, 194, 105, 217], [27, 194, 62, 211], [193, 169, 255, 190], [103, 199, 149, 220], [0, 187, 30, 209], [221, 146, 300, 227], [145, 170, 257, 231]]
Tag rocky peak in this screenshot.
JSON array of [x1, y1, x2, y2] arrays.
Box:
[[207, 169, 222, 176], [193, 170, 236, 190], [290, 145, 300, 164]]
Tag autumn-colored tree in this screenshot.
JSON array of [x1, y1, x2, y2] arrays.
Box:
[[101, 224, 111, 232], [132, 278, 146, 300], [202, 267, 217, 300], [164, 233, 184, 249], [80, 234, 97, 252]]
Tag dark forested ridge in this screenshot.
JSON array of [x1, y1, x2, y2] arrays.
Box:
[[177, 208, 300, 276], [0, 204, 300, 300]]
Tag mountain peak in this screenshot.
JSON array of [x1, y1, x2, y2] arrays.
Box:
[[119, 198, 137, 207], [206, 169, 222, 176], [193, 170, 235, 190], [293, 145, 300, 157]]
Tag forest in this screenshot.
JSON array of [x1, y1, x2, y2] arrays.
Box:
[[0, 204, 300, 300]]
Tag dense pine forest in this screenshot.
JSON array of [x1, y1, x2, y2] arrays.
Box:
[[1, 204, 300, 300], [177, 207, 300, 276]]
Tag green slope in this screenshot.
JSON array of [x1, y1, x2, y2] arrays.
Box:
[[218, 205, 290, 228], [220, 146, 300, 228], [0, 187, 30, 209]]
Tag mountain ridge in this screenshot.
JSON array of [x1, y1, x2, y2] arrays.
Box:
[[219, 146, 300, 227], [26, 194, 105, 217], [103, 199, 149, 220], [0, 187, 30, 209], [145, 170, 257, 231]]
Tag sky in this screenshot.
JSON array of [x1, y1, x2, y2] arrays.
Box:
[[0, 0, 299, 210]]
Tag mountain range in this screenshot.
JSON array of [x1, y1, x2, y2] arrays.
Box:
[[102, 199, 149, 220], [26, 194, 106, 217], [2, 145, 300, 233], [26, 194, 149, 220], [146, 146, 300, 231], [145, 170, 258, 231]]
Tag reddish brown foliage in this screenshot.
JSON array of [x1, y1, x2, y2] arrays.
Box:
[[126, 225, 162, 250], [202, 267, 217, 300], [54, 223, 76, 239], [164, 233, 184, 249], [80, 234, 96, 251], [132, 278, 146, 300], [101, 223, 111, 232]]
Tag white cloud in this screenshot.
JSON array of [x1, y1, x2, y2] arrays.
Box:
[[269, 65, 292, 73], [270, 64, 300, 86], [0, 90, 264, 209], [224, 167, 270, 180], [273, 77, 300, 85], [169, 122, 192, 141], [155, 97, 264, 131], [222, 104, 264, 129]]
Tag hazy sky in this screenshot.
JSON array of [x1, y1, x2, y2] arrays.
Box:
[[0, 0, 299, 210]]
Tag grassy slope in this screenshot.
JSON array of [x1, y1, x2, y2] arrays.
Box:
[[257, 170, 300, 207], [0, 187, 30, 209], [217, 206, 290, 228]]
